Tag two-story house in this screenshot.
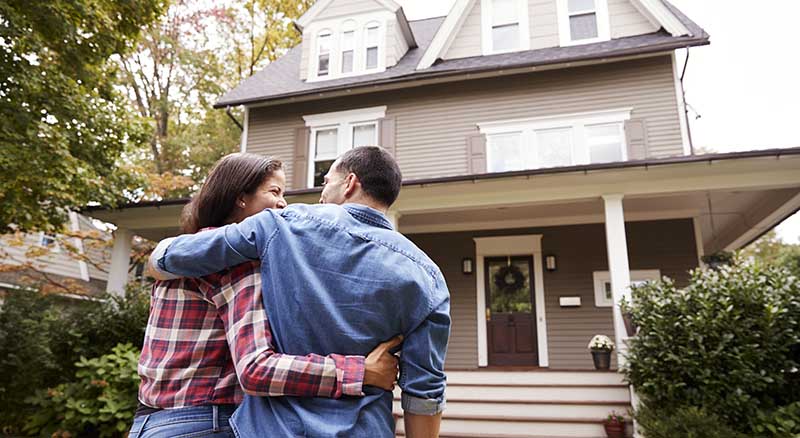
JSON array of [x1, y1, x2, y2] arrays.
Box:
[[90, 0, 800, 436]]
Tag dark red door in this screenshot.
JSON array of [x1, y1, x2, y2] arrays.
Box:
[[485, 256, 538, 366]]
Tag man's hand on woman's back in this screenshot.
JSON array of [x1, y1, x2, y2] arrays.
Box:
[[363, 335, 403, 391]]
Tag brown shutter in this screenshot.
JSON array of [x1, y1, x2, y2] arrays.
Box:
[[379, 117, 397, 156], [624, 120, 648, 161], [293, 127, 310, 189], [467, 134, 487, 174]]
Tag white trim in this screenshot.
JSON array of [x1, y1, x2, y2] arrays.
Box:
[[693, 216, 705, 267], [593, 269, 661, 307], [474, 235, 549, 367], [672, 52, 691, 155], [628, 0, 690, 37], [602, 194, 632, 368], [240, 107, 249, 153], [416, 0, 475, 69], [303, 106, 387, 127], [557, 0, 611, 47], [480, 0, 531, 55], [106, 228, 133, 296], [478, 108, 633, 133], [69, 212, 90, 282], [296, 0, 401, 30]]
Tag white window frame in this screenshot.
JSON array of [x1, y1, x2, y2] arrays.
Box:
[[593, 269, 661, 307], [38, 232, 61, 253], [315, 29, 333, 77], [303, 106, 386, 188], [306, 12, 390, 82], [478, 108, 632, 173], [481, 0, 530, 55], [556, 0, 610, 47]]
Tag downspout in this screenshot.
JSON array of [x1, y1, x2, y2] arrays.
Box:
[[680, 48, 695, 155], [225, 107, 244, 132]]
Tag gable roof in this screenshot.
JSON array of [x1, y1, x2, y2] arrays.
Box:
[[214, 2, 708, 109], [296, 0, 401, 30]]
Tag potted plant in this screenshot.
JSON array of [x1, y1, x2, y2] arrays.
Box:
[[602, 411, 626, 438], [701, 251, 734, 270], [619, 297, 637, 337], [588, 335, 615, 370]]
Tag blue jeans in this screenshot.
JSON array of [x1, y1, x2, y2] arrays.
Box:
[[128, 405, 235, 438]]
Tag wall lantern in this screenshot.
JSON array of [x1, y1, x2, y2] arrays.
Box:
[[462, 257, 474, 275], [545, 255, 557, 272]]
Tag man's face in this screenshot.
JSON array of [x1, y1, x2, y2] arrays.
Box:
[[319, 160, 348, 205]]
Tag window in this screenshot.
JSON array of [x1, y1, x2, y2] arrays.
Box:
[[365, 24, 380, 70], [317, 31, 332, 76], [38, 233, 61, 253], [482, 0, 530, 54], [341, 30, 355, 74], [304, 106, 386, 188], [558, 0, 609, 45], [480, 109, 631, 173], [593, 270, 661, 307]]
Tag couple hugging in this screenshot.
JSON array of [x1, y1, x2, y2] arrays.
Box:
[[130, 146, 450, 438]]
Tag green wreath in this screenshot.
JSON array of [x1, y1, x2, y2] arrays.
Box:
[[493, 264, 525, 291]]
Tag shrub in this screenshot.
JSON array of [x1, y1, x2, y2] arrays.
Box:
[[635, 404, 746, 438], [624, 259, 800, 435], [23, 343, 141, 438]]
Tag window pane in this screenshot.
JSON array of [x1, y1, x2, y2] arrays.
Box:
[[318, 54, 330, 75], [492, 23, 519, 52], [342, 30, 355, 50], [570, 13, 598, 40], [493, 0, 518, 25], [487, 257, 533, 313], [313, 160, 335, 187], [536, 128, 573, 168], [342, 51, 353, 73], [315, 128, 338, 159], [568, 0, 595, 13], [318, 33, 331, 75], [366, 26, 379, 45], [488, 132, 525, 172], [352, 124, 376, 147], [587, 123, 623, 163], [366, 47, 378, 69]]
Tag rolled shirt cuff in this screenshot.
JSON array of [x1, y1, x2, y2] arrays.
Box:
[[401, 393, 446, 416], [151, 237, 180, 280]]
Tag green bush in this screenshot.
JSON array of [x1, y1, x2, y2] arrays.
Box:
[[0, 286, 150, 435], [23, 343, 141, 438], [624, 259, 800, 435], [635, 404, 746, 438], [754, 402, 800, 437]]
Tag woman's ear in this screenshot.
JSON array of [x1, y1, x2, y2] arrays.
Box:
[[236, 194, 247, 209]]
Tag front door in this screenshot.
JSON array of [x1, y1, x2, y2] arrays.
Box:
[[485, 256, 538, 366]]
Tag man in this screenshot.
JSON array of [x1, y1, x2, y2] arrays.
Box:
[[150, 146, 450, 437]]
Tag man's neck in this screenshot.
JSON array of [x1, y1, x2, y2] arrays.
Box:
[[342, 196, 388, 214]]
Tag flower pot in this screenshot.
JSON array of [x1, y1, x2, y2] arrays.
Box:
[[622, 312, 637, 337], [592, 350, 611, 370], [603, 422, 625, 438]]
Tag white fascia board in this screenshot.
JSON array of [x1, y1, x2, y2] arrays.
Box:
[[629, 0, 690, 37], [478, 107, 633, 134], [416, 0, 476, 70], [303, 106, 387, 127]]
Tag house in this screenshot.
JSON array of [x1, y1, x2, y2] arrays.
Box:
[[88, 0, 800, 435], [0, 213, 111, 299]]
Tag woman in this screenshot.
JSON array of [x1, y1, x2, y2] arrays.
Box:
[[129, 153, 400, 438]]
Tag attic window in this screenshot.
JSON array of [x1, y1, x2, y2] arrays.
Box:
[[341, 29, 355, 74], [481, 0, 530, 55], [317, 31, 332, 76], [365, 24, 380, 70], [558, 0, 610, 45]]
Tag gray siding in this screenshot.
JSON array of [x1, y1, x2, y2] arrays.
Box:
[[247, 56, 684, 189], [407, 218, 699, 370], [444, 0, 658, 60]]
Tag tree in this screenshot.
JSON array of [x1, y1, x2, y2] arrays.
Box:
[[0, 0, 165, 233], [740, 230, 800, 276]]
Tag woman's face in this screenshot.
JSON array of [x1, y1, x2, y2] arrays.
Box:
[[239, 169, 287, 220]]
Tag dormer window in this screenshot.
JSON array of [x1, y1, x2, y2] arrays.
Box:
[[365, 24, 380, 70], [557, 0, 610, 46], [317, 31, 332, 76], [341, 24, 355, 74], [481, 0, 530, 55]]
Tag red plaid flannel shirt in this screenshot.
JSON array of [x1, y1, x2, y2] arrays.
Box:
[[137, 261, 365, 408]]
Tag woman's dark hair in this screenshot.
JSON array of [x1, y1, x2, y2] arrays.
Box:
[[181, 153, 283, 234]]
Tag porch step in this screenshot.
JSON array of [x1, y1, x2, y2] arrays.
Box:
[[445, 371, 626, 386], [393, 384, 631, 403], [392, 400, 630, 420], [394, 413, 623, 438]]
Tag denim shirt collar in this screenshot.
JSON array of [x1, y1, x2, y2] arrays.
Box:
[[342, 203, 393, 230]]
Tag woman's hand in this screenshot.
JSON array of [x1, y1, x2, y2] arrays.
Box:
[[363, 335, 403, 391]]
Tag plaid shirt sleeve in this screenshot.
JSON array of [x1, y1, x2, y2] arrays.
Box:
[[204, 263, 365, 398]]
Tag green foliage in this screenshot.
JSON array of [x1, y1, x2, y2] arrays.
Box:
[[0, 0, 164, 232], [23, 343, 141, 438], [741, 230, 800, 277], [0, 286, 150, 435], [754, 402, 800, 438], [624, 260, 800, 435], [635, 404, 746, 438]]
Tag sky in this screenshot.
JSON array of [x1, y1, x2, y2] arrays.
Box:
[[396, 0, 800, 244]]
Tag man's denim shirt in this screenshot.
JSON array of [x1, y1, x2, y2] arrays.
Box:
[[154, 203, 450, 437]]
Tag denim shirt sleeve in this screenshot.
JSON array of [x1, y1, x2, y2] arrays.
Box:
[[399, 274, 451, 416], [156, 209, 277, 277]]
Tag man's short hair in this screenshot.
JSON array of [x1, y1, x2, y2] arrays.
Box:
[[335, 146, 402, 207]]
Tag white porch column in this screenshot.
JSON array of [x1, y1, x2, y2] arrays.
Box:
[[106, 228, 133, 296], [602, 194, 632, 367]]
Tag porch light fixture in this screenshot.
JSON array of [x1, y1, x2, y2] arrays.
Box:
[[545, 255, 557, 272], [462, 257, 474, 275]]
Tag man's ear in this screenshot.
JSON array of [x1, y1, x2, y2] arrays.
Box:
[[343, 173, 359, 198]]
